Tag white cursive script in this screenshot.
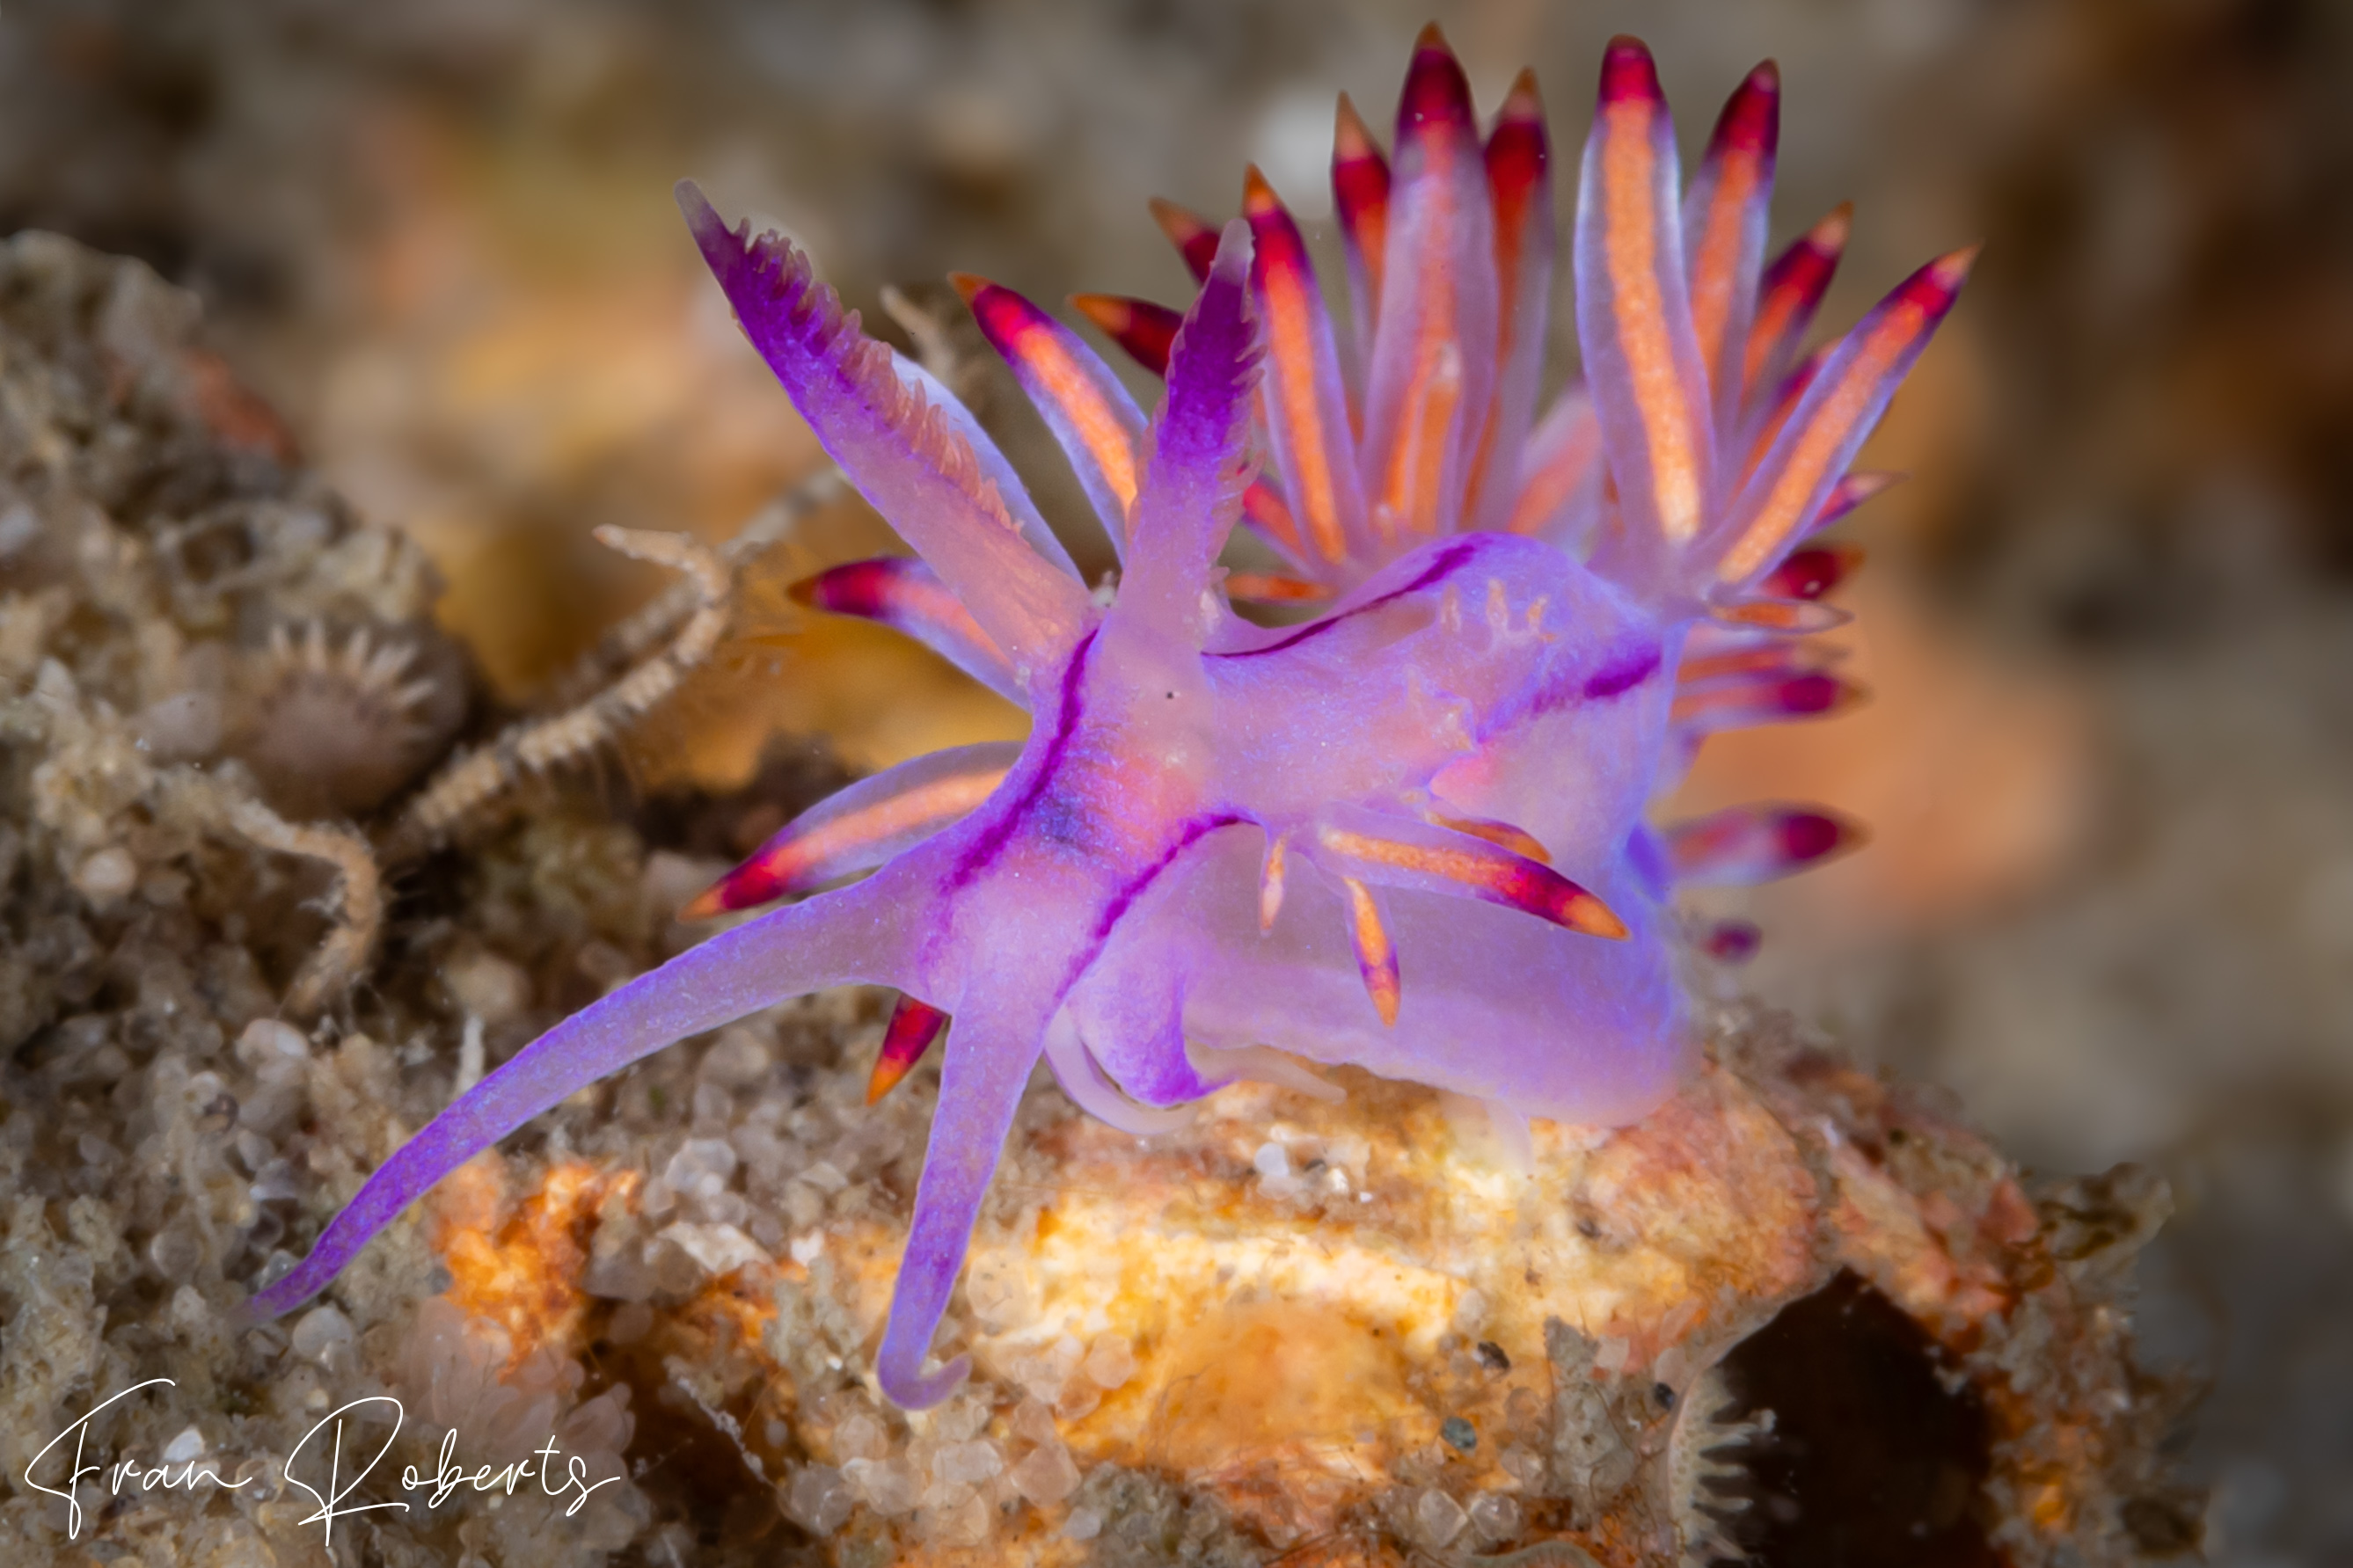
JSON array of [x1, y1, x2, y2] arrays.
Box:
[[26, 1382, 626, 1549], [21, 1380, 252, 1540]]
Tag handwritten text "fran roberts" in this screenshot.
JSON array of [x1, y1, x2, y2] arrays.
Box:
[[24, 1381, 626, 1548]]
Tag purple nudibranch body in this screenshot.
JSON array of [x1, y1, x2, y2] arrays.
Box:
[[251, 29, 1970, 1409]]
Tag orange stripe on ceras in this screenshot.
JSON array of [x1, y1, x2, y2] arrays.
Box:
[[1598, 40, 1705, 543], [1260, 833, 1289, 931], [1224, 573, 1332, 604], [1741, 203, 1850, 398], [1686, 63, 1778, 396], [1676, 642, 1839, 686], [1245, 167, 1349, 564], [692, 765, 1010, 915], [1426, 812, 1552, 863], [1321, 827, 1626, 937], [1340, 876, 1400, 1025], [957, 278, 1138, 513], [1386, 339, 1463, 535], [869, 995, 947, 1104], [1378, 31, 1476, 538], [790, 558, 976, 644], [1719, 247, 1974, 582]]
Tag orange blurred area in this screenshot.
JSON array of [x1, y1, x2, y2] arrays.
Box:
[[431, 1155, 636, 1362]]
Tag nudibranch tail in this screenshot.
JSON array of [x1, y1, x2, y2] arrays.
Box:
[[247, 868, 922, 1321], [676, 182, 1092, 683]]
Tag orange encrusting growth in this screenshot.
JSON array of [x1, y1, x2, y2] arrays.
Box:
[[431, 1156, 634, 1364]]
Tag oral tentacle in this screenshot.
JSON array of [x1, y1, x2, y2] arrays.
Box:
[[876, 985, 1056, 1408], [1118, 220, 1262, 641], [786, 556, 1023, 703], [955, 274, 1146, 558], [251, 864, 924, 1321], [679, 184, 1092, 683]]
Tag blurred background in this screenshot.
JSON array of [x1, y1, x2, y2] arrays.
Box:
[[0, 0, 2343, 1557]]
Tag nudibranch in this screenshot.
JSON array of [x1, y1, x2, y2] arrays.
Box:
[[252, 30, 1970, 1410]]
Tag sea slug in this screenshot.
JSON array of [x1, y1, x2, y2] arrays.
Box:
[[252, 29, 1969, 1411]]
